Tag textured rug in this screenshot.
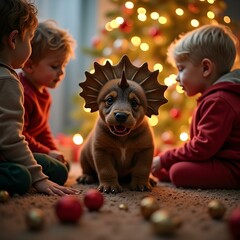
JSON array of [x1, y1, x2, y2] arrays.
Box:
[[0, 163, 239, 240]]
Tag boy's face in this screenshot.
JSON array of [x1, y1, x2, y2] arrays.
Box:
[[175, 58, 207, 96], [26, 51, 69, 92]]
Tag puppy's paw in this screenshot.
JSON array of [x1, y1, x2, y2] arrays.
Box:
[[98, 182, 123, 194], [77, 174, 96, 184], [130, 181, 152, 192]]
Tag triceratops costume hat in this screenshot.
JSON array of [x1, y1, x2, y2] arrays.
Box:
[[79, 55, 168, 117]]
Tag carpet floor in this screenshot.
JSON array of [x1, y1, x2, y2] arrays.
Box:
[[0, 163, 239, 240]]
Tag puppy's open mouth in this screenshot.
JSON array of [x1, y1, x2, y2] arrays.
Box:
[[110, 125, 130, 136]]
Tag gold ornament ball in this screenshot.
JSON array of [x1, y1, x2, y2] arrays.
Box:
[[119, 203, 128, 211], [0, 190, 10, 203], [26, 208, 45, 231], [140, 196, 159, 220], [208, 200, 226, 219], [150, 209, 175, 235]]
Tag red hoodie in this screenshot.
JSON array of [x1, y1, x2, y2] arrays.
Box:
[[160, 69, 240, 178], [19, 73, 58, 154]]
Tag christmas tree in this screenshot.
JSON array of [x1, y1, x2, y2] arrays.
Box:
[[72, 0, 239, 151]]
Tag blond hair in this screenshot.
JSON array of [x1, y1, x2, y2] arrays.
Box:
[[167, 24, 239, 75], [0, 0, 38, 49], [30, 19, 76, 63]]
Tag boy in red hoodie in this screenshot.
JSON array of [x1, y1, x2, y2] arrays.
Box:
[[152, 24, 240, 189]]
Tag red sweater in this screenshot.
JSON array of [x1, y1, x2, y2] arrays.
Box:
[[160, 70, 240, 177], [19, 73, 58, 154]]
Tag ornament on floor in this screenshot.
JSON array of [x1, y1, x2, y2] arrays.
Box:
[[0, 190, 10, 203], [228, 208, 240, 240], [26, 208, 45, 231], [118, 203, 128, 211], [84, 189, 104, 211], [207, 200, 226, 219], [140, 196, 159, 220], [150, 209, 180, 236], [55, 195, 83, 223]]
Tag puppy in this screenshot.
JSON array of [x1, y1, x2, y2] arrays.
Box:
[[77, 55, 167, 193]]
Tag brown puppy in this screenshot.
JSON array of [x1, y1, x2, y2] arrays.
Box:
[[77, 56, 167, 193]]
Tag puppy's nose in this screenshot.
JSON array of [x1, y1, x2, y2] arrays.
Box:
[[114, 112, 128, 123]]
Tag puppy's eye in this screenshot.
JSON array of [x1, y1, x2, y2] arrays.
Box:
[[130, 99, 138, 109], [106, 97, 114, 106]]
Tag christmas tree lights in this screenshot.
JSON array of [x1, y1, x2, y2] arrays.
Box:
[[72, 0, 239, 151]]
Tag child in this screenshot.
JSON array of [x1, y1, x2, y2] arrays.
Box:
[[151, 24, 240, 189], [0, 0, 78, 196], [19, 20, 76, 170]]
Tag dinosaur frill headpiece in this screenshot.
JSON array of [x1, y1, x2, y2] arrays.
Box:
[[79, 55, 168, 117]]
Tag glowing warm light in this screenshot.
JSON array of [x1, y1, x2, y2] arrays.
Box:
[[176, 85, 184, 93], [73, 134, 83, 145], [207, 0, 215, 4], [105, 22, 113, 31], [207, 11, 215, 19], [191, 19, 199, 27], [137, 7, 146, 14], [131, 36, 141, 46], [103, 58, 112, 65], [125, 1, 134, 9], [149, 115, 158, 126], [175, 8, 184, 16], [150, 12, 159, 20], [84, 107, 91, 112], [153, 63, 163, 72], [138, 13, 147, 21], [164, 74, 177, 86], [224, 16, 231, 24], [158, 16, 167, 24], [140, 42, 149, 51], [180, 132, 189, 142], [110, 19, 119, 29], [115, 17, 124, 25]]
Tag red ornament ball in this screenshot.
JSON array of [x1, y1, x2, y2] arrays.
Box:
[[228, 208, 240, 240], [149, 27, 161, 37], [169, 108, 181, 119], [55, 195, 83, 223], [188, 3, 200, 13], [119, 20, 133, 33], [84, 189, 104, 211]]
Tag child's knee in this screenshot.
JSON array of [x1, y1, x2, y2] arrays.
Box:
[[169, 163, 188, 187], [8, 164, 32, 194], [53, 163, 68, 185]]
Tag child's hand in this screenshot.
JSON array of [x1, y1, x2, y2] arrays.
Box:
[[33, 179, 79, 196], [151, 156, 161, 178]]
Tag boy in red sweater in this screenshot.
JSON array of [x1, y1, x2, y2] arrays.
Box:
[[151, 24, 240, 189], [19, 20, 76, 172]]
